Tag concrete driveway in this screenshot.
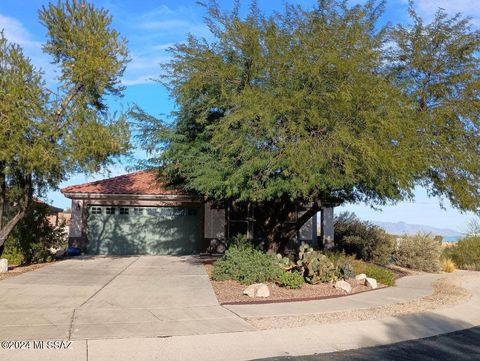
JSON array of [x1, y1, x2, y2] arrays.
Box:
[[0, 256, 252, 340]]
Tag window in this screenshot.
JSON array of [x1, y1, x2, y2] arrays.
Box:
[[133, 208, 144, 215], [147, 208, 157, 216], [106, 207, 116, 215], [188, 208, 197, 216], [90, 207, 102, 215], [119, 207, 129, 215]]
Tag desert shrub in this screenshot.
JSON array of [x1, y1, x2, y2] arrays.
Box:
[[212, 242, 281, 285], [326, 251, 356, 279], [394, 233, 441, 272], [1, 237, 24, 265], [297, 243, 337, 284], [440, 257, 456, 273], [364, 264, 396, 286], [352, 260, 395, 286], [334, 212, 394, 264], [277, 271, 304, 289], [443, 236, 480, 271], [4, 203, 66, 264]]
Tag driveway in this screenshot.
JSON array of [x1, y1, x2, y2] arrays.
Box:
[[0, 256, 252, 340]]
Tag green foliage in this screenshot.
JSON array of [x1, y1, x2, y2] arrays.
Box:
[[0, 0, 130, 248], [394, 233, 442, 272], [8, 203, 66, 264], [334, 212, 394, 264], [443, 236, 480, 271], [325, 251, 357, 280], [276, 271, 304, 289], [364, 264, 396, 287], [2, 237, 24, 266], [352, 260, 395, 286], [211, 243, 281, 285], [135, 0, 480, 239], [297, 243, 337, 284]]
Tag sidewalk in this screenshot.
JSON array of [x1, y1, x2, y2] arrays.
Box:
[[1, 271, 479, 361]]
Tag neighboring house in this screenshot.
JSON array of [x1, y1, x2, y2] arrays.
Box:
[[61, 171, 334, 255]]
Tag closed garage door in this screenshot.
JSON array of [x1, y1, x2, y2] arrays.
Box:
[[86, 206, 202, 255]]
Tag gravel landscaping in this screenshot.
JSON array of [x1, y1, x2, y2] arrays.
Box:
[[246, 274, 472, 329], [204, 263, 386, 304]]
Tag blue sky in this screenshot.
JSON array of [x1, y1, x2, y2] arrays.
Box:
[[0, 0, 478, 232]]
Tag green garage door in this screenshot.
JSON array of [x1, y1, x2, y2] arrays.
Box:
[[87, 206, 202, 255]]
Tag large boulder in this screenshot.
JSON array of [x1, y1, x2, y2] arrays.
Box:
[[355, 273, 367, 281], [243, 283, 270, 298], [365, 277, 378, 289], [0, 259, 8, 273], [334, 280, 352, 294]]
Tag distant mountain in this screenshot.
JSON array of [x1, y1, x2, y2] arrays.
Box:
[[372, 221, 464, 237]]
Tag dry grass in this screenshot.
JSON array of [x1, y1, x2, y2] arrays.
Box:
[[441, 258, 456, 273]]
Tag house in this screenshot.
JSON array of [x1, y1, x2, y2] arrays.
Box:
[[61, 171, 334, 255]]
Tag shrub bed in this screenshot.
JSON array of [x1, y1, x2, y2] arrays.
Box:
[[443, 236, 480, 271], [334, 212, 394, 264], [394, 233, 441, 272]]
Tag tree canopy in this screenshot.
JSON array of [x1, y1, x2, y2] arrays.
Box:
[[0, 0, 130, 250], [136, 0, 480, 225]]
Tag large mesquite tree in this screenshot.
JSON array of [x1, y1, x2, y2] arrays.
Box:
[[135, 0, 480, 250], [0, 0, 130, 253]]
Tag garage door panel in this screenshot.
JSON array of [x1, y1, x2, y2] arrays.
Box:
[[87, 206, 201, 255]]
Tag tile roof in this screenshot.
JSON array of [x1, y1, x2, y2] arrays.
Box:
[[61, 171, 185, 196]]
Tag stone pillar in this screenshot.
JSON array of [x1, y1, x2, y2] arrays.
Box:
[[68, 199, 88, 250], [0, 258, 8, 273], [321, 207, 334, 249]]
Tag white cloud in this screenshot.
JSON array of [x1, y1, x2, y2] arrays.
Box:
[[119, 4, 210, 86], [407, 0, 480, 24], [0, 14, 57, 85]]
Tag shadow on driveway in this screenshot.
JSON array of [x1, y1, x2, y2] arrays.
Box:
[[254, 325, 480, 361]]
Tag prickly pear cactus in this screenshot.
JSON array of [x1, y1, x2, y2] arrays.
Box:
[[297, 245, 337, 284]]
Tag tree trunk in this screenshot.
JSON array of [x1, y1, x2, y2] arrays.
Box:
[[0, 174, 32, 254], [261, 200, 321, 253]]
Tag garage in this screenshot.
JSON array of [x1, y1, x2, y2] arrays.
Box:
[[61, 171, 206, 256], [87, 205, 202, 255]]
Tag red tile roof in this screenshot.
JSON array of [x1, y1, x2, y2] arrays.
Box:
[[61, 171, 185, 195]]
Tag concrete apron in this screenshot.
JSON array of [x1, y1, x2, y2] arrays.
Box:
[[0, 256, 252, 341], [1, 271, 479, 361]]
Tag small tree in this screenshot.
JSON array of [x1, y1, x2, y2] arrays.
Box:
[[0, 0, 130, 254]]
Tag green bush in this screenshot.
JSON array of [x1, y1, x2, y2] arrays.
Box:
[[443, 236, 480, 271], [277, 271, 304, 289], [334, 212, 394, 264], [352, 260, 395, 286], [394, 233, 441, 272], [364, 264, 396, 286], [3, 203, 66, 265], [211, 243, 281, 285], [1, 237, 24, 265], [325, 251, 356, 279]]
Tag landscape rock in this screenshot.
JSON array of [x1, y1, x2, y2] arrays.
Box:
[[355, 273, 367, 281], [0, 259, 8, 273], [365, 277, 378, 289], [334, 280, 352, 294], [243, 283, 270, 298]]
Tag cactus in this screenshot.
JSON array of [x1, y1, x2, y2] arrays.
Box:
[[297, 244, 337, 284], [339, 262, 355, 280]]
